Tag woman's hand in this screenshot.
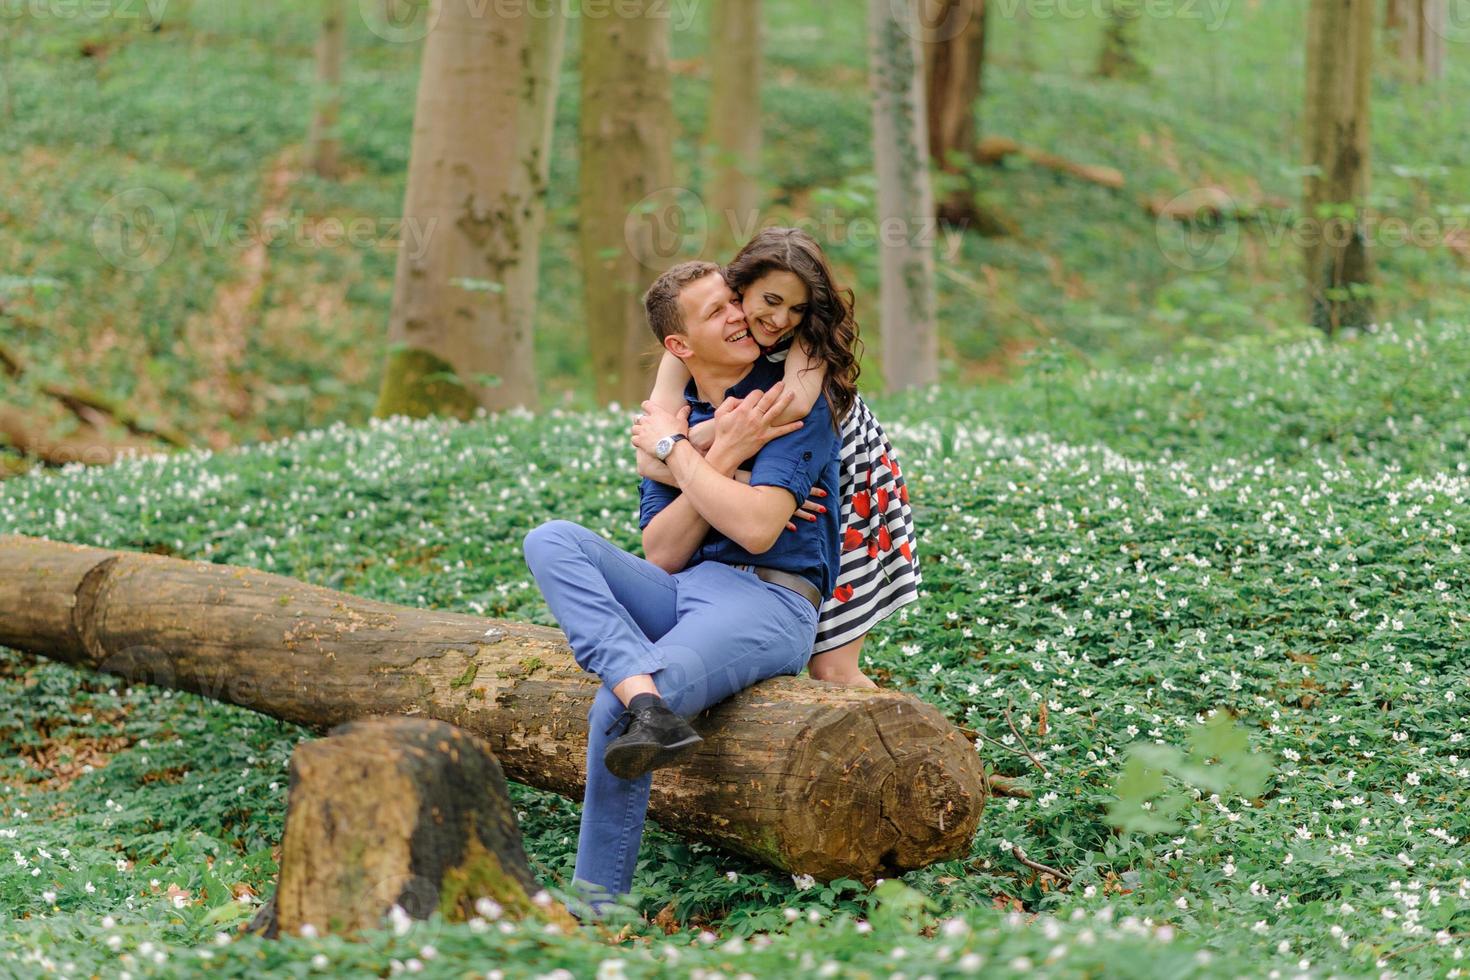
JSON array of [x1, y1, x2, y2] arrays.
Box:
[[710, 381, 802, 463], [783, 486, 828, 532], [737, 469, 828, 533]]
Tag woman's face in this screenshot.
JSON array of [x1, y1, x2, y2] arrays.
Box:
[[738, 270, 809, 347]]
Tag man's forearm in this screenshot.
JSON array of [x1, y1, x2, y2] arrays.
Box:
[[664, 439, 792, 554], [641, 442, 745, 571]]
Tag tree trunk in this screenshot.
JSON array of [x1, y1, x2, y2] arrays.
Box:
[[1304, 0, 1375, 335], [869, 0, 940, 391], [1096, 0, 1147, 80], [374, 0, 565, 419], [1384, 0, 1444, 83], [705, 0, 763, 256], [0, 534, 986, 883], [921, 0, 987, 229], [246, 716, 574, 939], [308, 0, 345, 179], [579, 1, 676, 407]]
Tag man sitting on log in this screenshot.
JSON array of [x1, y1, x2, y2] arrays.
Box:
[[522, 260, 842, 917]]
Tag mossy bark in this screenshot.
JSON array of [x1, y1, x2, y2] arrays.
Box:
[[374, 0, 566, 417], [374, 345, 482, 422]]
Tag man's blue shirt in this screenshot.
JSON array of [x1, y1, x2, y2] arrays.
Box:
[[637, 356, 842, 599]]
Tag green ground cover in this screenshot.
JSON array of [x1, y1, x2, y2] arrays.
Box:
[[1, 320, 1466, 976]]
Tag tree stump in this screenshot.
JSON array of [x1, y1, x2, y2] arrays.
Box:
[[246, 716, 573, 939]]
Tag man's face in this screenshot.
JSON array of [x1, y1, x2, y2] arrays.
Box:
[[670, 272, 760, 368]]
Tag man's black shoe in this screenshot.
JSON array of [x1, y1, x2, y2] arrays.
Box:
[[603, 694, 703, 780]]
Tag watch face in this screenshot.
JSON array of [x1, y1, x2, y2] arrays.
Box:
[[655, 436, 673, 460]]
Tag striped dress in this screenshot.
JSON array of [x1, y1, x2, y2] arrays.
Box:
[[762, 338, 921, 653]]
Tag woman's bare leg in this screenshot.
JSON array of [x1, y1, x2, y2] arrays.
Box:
[[807, 635, 878, 688]]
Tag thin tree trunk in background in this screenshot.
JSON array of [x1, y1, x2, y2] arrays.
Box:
[[0, 24, 12, 123], [375, 0, 565, 418], [921, 0, 987, 229], [869, 0, 939, 391], [706, 0, 762, 256], [308, 0, 345, 179], [580, 2, 675, 407], [1384, 0, 1444, 82], [1096, 0, 1147, 79], [1304, 0, 1375, 336]]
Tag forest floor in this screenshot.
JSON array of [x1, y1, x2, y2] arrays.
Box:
[[3, 0, 1470, 469], [1, 320, 1467, 976]]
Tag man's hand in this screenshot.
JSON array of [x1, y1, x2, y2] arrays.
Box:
[[711, 380, 803, 464], [631, 401, 691, 458]]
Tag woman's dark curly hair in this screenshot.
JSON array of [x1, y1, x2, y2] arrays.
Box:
[[722, 227, 862, 431]]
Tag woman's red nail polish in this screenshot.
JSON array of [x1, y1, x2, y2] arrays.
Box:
[[816, 505, 826, 513]]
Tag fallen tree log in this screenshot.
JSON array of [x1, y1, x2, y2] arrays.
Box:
[[246, 716, 575, 939], [0, 534, 986, 882], [976, 135, 1126, 190], [1143, 185, 1292, 223]]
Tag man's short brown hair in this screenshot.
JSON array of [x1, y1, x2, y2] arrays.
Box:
[[643, 260, 721, 343]]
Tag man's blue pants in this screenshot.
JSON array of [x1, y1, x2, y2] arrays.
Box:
[[522, 519, 818, 912]]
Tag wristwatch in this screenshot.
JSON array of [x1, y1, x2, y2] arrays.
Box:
[[653, 433, 689, 462]]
